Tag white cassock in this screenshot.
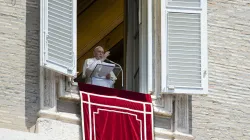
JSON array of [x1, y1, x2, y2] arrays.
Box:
[[82, 58, 117, 88]]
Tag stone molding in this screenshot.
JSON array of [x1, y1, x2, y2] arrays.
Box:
[[155, 127, 194, 140], [38, 110, 81, 125]]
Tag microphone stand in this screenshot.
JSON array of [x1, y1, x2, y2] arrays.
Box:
[[106, 59, 124, 89]]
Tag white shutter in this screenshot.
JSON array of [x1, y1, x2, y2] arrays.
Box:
[[161, 0, 208, 94], [40, 0, 77, 76], [168, 0, 201, 7]]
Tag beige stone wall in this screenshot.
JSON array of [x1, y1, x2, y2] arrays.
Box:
[[0, 0, 40, 132], [192, 0, 250, 140], [0, 128, 52, 140]]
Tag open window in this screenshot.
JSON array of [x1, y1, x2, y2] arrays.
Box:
[[40, 0, 207, 95], [76, 0, 125, 89], [40, 0, 150, 93]]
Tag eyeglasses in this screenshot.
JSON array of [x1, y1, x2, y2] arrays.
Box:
[[97, 51, 104, 54]]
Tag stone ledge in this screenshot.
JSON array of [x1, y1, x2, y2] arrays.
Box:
[[153, 106, 172, 117], [61, 85, 173, 117], [36, 118, 82, 140], [38, 110, 81, 125], [154, 127, 194, 140], [36, 111, 194, 140], [0, 128, 52, 140], [59, 92, 80, 102], [174, 131, 195, 140]]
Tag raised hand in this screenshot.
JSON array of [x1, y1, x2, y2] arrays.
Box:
[[106, 73, 111, 79], [102, 51, 110, 61]]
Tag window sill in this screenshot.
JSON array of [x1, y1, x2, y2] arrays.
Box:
[[38, 110, 193, 140], [38, 110, 81, 125], [59, 92, 80, 102], [154, 127, 194, 140], [60, 83, 173, 117]]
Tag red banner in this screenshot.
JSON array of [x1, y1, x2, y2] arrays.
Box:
[[79, 83, 153, 140]]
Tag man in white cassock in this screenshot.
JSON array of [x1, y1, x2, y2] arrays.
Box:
[[82, 46, 117, 88]]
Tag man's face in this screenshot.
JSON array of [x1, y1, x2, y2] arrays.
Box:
[[94, 47, 104, 60]]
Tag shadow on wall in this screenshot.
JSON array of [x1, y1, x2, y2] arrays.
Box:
[[25, 0, 40, 132], [188, 95, 192, 134]]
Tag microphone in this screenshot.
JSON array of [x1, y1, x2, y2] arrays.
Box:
[[106, 59, 124, 89]]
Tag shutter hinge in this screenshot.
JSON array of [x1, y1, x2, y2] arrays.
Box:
[[43, 31, 47, 54], [46, 34, 49, 41], [67, 68, 73, 72], [168, 85, 175, 90], [203, 70, 207, 78], [45, 34, 49, 47]]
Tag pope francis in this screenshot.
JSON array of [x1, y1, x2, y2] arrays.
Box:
[[82, 46, 117, 88]]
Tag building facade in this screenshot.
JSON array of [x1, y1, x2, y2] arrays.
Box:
[[0, 0, 249, 140]]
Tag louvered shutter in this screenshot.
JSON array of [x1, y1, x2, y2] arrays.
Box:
[[40, 0, 77, 76], [161, 0, 208, 94]]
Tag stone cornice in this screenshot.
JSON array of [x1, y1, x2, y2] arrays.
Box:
[[38, 110, 81, 125]]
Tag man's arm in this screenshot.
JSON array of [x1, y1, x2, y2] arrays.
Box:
[[110, 71, 117, 81], [105, 71, 117, 84], [82, 59, 102, 78], [83, 51, 110, 78], [82, 60, 87, 78]]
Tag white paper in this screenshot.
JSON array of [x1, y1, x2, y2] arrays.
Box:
[[91, 77, 114, 88], [94, 62, 115, 77]]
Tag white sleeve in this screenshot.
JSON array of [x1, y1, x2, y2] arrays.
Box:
[[110, 71, 117, 81], [82, 59, 101, 78], [82, 60, 88, 78]]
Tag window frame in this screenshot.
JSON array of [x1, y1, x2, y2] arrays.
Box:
[[125, 0, 153, 94], [38, 0, 174, 118]]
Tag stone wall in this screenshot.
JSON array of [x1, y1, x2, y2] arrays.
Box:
[[192, 0, 250, 139], [0, 128, 51, 140], [0, 0, 40, 132]]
